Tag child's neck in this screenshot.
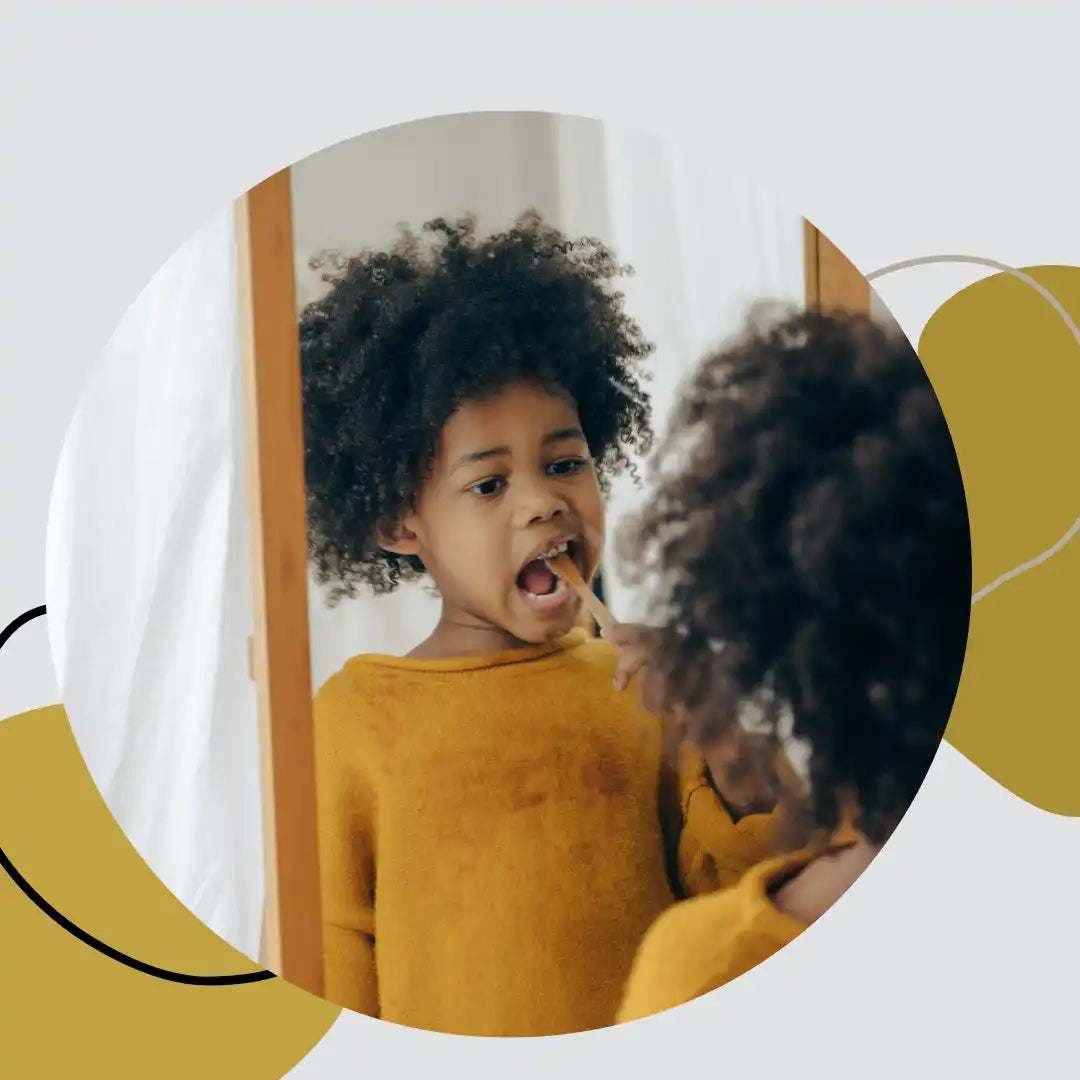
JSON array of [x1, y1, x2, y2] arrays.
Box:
[[407, 606, 535, 661], [771, 834, 880, 926]]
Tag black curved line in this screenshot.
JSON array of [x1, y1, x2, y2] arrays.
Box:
[[0, 604, 46, 653], [1, 605, 276, 986]]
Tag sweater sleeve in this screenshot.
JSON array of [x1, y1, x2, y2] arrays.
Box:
[[666, 743, 777, 898], [313, 675, 379, 1017]]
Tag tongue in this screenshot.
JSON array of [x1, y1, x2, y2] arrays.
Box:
[[521, 559, 557, 595]]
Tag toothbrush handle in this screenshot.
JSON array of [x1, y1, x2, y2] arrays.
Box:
[[549, 554, 617, 635]]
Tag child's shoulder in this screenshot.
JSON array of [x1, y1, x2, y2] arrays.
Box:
[[552, 629, 642, 682], [559, 630, 618, 668], [619, 854, 805, 1022], [551, 633, 633, 698], [311, 654, 420, 729], [314, 655, 389, 699], [617, 889, 747, 1023], [549, 633, 664, 735]]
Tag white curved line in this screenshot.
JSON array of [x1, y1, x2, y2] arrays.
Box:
[[868, 254, 1079, 606]]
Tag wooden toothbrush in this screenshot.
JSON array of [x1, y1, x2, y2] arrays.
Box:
[[545, 553, 617, 636]]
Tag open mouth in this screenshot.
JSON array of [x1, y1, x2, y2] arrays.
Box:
[[515, 538, 587, 609]]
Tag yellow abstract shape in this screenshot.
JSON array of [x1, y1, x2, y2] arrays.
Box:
[[920, 265, 1080, 814], [0, 705, 340, 1076]]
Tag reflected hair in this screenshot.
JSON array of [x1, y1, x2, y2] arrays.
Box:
[[619, 304, 972, 845]]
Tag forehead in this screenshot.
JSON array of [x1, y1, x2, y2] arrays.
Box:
[[438, 382, 581, 456]]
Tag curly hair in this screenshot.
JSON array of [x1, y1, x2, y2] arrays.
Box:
[[619, 304, 972, 845], [299, 211, 654, 602]]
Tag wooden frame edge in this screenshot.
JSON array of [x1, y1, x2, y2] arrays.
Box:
[[236, 169, 324, 997], [803, 219, 870, 315]]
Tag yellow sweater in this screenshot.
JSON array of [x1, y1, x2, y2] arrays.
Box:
[[313, 629, 773, 1037], [617, 829, 857, 1024]]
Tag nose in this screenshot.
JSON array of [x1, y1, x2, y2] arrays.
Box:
[[515, 473, 570, 527]]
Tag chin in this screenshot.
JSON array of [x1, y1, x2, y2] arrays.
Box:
[[544, 611, 583, 642], [513, 609, 580, 646], [515, 624, 562, 646]]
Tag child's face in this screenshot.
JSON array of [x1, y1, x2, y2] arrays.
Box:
[[393, 382, 605, 645]]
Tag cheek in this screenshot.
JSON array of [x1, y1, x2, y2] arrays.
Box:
[[574, 480, 606, 549], [439, 505, 513, 579]]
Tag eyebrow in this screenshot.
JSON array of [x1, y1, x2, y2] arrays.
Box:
[[449, 427, 586, 474]]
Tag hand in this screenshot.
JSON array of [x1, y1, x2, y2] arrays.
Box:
[[602, 622, 671, 718]]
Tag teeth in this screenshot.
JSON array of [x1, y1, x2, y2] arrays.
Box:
[[527, 578, 567, 600], [539, 541, 569, 560]]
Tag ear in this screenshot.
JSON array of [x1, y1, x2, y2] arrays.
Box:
[[377, 514, 422, 557]]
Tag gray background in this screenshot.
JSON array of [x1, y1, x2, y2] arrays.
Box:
[[2, 3, 1079, 1078]]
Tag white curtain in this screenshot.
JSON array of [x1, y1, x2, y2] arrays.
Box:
[[592, 124, 805, 619], [45, 115, 803, 959], [44, 210, 263, 959]]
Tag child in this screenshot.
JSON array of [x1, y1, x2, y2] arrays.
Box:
[[610, 306, 972, 1023], [300, 212, 774, 1037]]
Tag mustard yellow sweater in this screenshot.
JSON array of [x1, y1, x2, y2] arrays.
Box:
[[313, 629, 773, 1037]]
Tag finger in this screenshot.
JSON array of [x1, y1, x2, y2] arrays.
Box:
[[613, 645, 649, 690], [612, 649, 639, 690]]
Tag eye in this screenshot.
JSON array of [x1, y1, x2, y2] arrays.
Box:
[[547, 457, 587, 477], [469, 476, 506, 498]]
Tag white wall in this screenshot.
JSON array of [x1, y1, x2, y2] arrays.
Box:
[[292, 112, 565, 306]]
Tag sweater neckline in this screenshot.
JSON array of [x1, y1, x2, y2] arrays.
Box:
[[345, 627, 591, 673]]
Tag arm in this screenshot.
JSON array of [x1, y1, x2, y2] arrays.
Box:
[[669, 743, 776, 898], [313, 677, 379, 1017], [657, 739, 776, 900]]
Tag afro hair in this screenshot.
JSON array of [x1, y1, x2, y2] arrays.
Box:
[[299, 210, 654, 603], [619, 305, 972, 845]]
